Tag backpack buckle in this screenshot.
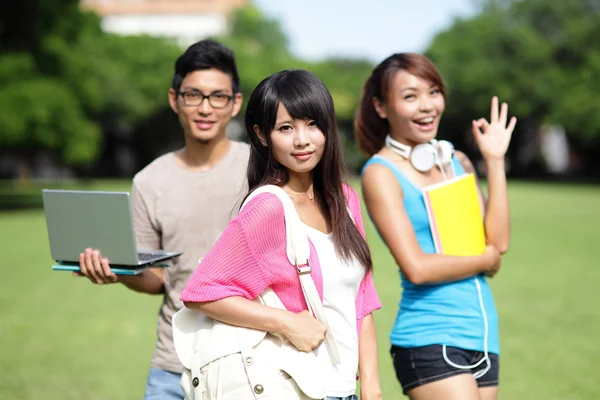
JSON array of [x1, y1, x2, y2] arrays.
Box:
[[295, 260, 311, 275]]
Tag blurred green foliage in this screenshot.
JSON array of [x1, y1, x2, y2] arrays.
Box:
[[215, 6, 374, 120], [0, 2, 373, 173], [427, 0, 600, 143], [0, 1, 181, 166], [216, 6, 373, 172], [2, 0, 600, 175]]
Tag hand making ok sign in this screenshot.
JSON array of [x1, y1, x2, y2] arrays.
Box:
[[472, 96, 517, 161]]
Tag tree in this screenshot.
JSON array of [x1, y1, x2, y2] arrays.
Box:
[[510, 0, 600, 140], [0, 3, 375, 177], [216, 6, 374, 172], [215, 6, 307, 110], [0, 1, 103, 170], [424, 0, 600, 176], [0, 0, 181, 177], [311, 58, 374, 171], [0, 54, 100, 166], [427, 0, 600, 142]]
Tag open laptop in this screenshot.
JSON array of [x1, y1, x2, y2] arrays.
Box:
[[42, 189, 182, 273]]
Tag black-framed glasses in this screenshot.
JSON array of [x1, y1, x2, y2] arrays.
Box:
[[178, 90, 233, 108]]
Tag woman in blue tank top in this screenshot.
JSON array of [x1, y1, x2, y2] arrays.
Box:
[[355, 54, 516, 400]]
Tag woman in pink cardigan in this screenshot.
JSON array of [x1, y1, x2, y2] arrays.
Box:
[[181, 69, 382, 400]]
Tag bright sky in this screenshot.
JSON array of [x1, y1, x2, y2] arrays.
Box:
[[252, 0, 477, 62]]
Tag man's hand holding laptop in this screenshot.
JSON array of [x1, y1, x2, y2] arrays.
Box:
[[75, 248, 118, 284]]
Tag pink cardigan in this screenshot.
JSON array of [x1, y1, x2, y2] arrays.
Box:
[[181, 185, 381, 335]]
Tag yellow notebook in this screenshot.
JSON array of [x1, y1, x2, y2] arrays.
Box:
[[422, 173, 486, 256]]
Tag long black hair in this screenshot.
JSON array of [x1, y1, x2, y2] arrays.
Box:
[[244, 69, 372, 270]]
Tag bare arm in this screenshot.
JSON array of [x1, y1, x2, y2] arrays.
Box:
[[118, 267, 165, 294], [469, 96, 517, 254], [358, 314, 382, 400], [184, 297, 327, 352], [456, 151, 510, 254], [361, 164, 499, 285], [484, 158, 510, 253], [77, 249, 165, 294]]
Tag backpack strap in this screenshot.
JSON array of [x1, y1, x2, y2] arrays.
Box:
[[242, 185, 341, 365]]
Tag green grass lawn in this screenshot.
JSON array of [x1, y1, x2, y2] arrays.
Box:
[[0, 180, 599, 399]]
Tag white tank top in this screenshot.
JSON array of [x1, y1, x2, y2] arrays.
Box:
[[303, 223, 366, 397]]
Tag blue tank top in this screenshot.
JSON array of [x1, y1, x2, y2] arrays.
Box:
[[362, 155, 499, 354]]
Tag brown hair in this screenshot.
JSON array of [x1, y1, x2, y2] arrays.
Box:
[[354, 53, 446, 156], [245, 70, 372, 270]]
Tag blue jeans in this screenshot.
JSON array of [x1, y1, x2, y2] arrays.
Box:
[[144, 367, 184, 400], [143, 367, 356, 400]]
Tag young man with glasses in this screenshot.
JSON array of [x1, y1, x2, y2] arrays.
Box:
[[76, 40, 250, 399]]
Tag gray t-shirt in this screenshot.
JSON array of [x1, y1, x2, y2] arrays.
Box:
[[131, 141, 250, 373]]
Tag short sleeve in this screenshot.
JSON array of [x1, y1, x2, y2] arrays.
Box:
[[344, 184, 381, 330], [343, 184, 366, 238], [356, 269, 382, 320], [180, 218, 272, 303], [131, 179, 161, 250]]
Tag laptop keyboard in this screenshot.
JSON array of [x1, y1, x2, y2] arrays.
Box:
[[137, 252, 168, 262]]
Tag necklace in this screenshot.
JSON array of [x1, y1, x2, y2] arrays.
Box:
[[285, 187, 314, 201]]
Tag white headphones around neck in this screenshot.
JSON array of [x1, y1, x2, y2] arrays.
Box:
[[385, 135, 456, 178]]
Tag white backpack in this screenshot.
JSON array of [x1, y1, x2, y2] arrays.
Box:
[[173, 185, 340, 400]]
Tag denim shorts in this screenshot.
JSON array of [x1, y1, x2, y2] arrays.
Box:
[[390, 345, 499, 394], [326, 396, 358, 400]]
